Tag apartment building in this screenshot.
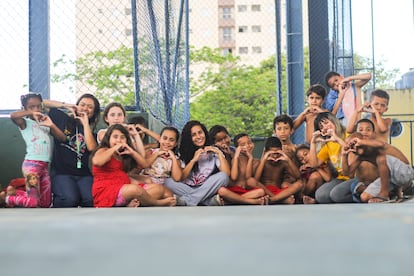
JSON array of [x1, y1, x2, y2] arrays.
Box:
[[189, 0, 281, 66]]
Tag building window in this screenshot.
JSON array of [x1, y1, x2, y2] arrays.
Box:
[[238, 26, 248, 33], [252, 25, 261, 33], [221, 7, 232, 19], [239, 47, 248, 54], [222, 27, 232, 41], [238, 5, 247, 12], [251, 5, 261, 12], [252, 46, 262, 54], [222, 48, 233, 55]]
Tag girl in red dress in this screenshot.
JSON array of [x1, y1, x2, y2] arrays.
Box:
[[91, 124, 176, 207]]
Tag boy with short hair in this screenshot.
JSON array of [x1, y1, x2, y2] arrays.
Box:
[[342, 119, 413, 203], [293, 84, 328, 143], [325, 71, 372, 127], [346, 89, 392, 142], [273, 114, 296, 157], [216, 133, 268, 205], [254, 137, 302, 204]]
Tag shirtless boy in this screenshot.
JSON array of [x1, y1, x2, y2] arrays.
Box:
[[216, 133, 267, 205], [254, 137, 302, 204], [343, 119, 413, 203], [346, 89, 392, 142]]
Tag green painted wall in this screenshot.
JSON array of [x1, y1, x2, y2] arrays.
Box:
[[0, 117, 26, 187]]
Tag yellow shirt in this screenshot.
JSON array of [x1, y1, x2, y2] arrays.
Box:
[[317, 141, 349, 180]]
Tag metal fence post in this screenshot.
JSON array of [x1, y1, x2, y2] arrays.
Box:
[[29, 0, 49, 99]]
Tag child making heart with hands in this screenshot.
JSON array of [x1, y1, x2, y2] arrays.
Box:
[[5, 93, 66, 208], [140, 126, 182, 185], [91, 124, 176, 207]]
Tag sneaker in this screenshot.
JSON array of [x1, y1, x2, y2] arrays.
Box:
[[208, 194, 224, 206], [174, 195, 187, 206]]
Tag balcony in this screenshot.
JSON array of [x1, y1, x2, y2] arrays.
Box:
[[218, 0, 235, 6], [218, 18, 235, 27], [219, 39, 235, 48]]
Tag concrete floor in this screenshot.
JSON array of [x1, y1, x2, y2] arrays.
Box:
[[1, 200, 414, 276]]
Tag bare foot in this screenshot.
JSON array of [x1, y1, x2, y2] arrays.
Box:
[[157, 196, 176, 207], [6, 186, 16, 196], [368, 196, 391, 203], [245, 197, 265, 205], [126, 198, 140, 207], [303, 195, 316, 204], [282, 195, 295, 204]]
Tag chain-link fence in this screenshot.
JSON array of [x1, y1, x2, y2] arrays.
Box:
[[0, 0, 190, 129], [0, 0, 375, 132]]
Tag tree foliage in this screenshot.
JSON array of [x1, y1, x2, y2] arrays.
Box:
[[51, 44, 398, 136], [354, 52, 400, 90], [52, 45, 136, 106], [190, 47, 312, 137]]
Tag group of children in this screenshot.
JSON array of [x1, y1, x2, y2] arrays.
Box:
[[1, 70, 413, 207]]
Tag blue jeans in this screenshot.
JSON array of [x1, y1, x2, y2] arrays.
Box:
[[51, 174, 93, 207]]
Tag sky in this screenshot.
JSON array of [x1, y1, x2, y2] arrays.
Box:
[[0, 0, 413, 110], [352, 0, 414, 74]]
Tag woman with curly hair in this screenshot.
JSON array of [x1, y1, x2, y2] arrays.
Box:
[[164, 120, 230, 206]]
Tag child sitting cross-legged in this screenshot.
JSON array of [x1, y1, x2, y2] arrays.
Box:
[[91, 124, 176, 207], [216, 133, 268, 205], [295, 144, 333, 204], [254, 137, 302, 204]]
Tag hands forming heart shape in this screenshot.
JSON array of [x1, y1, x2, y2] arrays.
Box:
[[362, 105, 374, 113], [161, 152, 170, 159]]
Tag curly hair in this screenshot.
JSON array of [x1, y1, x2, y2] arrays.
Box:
[[179, 120, 211, 168]]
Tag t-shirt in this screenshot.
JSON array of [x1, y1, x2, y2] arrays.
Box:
[[20, 118, 52, 162], [49, 108, 94, 176], [182, 152, 220, 186], [141, 148, 174, 184], [325, 89, 345, 119], [317, 141, 348, 180]]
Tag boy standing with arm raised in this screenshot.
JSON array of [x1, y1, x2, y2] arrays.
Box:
[[325, 71, 372, 127]]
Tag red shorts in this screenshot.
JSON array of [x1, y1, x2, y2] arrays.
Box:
[[228, 186, 259, 195], [265, 184, 286, 195]]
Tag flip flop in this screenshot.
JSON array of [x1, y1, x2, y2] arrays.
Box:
[[368, 196, 396, 203]]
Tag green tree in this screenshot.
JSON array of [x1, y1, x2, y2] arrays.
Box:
[[354, 52, 400, 90], [52, 45, 136, 106], [190, 47, 310, 137]]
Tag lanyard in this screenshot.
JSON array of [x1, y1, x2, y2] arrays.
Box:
[[76, 126, 82, 169]]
